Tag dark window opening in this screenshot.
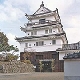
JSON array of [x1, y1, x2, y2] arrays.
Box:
[[52, 54, 57, 59], [52, 40, 56, 44], [49, 29, 52, 33], [36, 41, 44, 46], [25, 43, 28, 47], [39, 19, 45, 24], [45, 30, 48, 34], [36, 42, 38, 46]]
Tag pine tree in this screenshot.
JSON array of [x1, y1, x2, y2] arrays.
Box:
[[0, 32, 19, 61]]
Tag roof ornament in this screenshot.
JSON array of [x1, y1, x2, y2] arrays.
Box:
[[40, 1, 44, 7]]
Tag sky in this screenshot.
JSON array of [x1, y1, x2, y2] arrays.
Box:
[[0, 0, 80, 53]]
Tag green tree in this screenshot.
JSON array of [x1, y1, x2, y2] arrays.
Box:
[[0, 32, 19, 61], [0, 32, 9, 52]]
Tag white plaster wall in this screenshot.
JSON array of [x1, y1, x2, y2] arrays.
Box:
[[26, 32, 31, 36], [20, 39, 63, 52], [27, 45, 62, 52], [64, 60, 80, 76], [26, 28, 59, 36], [20, 42, 25, 52], [46, 16, 55, 21], [59, 52, 65, 60], [32, 16, 55, 23]]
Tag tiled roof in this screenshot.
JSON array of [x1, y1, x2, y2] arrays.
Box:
[[15, 33, 65, 40], [63, 52, 80, 59]]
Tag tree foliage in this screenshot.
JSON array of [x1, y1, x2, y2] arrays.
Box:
[[0, 32, 9, 52], [6, 53, 19, 61], [0, 32, 19, 61]]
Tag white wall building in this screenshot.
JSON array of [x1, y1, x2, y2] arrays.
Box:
[[16, 2, 68, 53]]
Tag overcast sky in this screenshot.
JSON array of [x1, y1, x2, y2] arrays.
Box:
[[0, 0, 80, 50]]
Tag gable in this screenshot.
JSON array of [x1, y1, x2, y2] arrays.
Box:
[[33, 7, 52, 15], [33, 1, 52, 15]]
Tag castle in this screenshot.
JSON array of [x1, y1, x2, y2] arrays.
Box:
[[16, 2, 68, 72]]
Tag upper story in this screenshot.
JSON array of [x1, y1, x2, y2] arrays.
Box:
[[20, 1, 65, 37]]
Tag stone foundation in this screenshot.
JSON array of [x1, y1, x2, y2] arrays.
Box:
[[0, 61, 34, 73]]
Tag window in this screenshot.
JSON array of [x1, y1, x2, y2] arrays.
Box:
[[31, 31, 37, 35], [31, 32, 33, 35], [39, 19, 45, 24], [36, 42, 38, 46], [39, 41, 44, 46], [36, 41, 44, 46], [25, 43, 28, 47], [34, 31, 37, 35], [45, 30, 48, 34], [36, 55, 43, 59], [49, 29, 52, 33], [52, 54, 57, 59], [52, 40, 56, 44]]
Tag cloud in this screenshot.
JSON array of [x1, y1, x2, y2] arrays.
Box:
[[6, 33, 19, 47], [0, 0, 24, 22], [0, 0, 80, 45], [68, 15, 80, 28], [0, 0, 74, 22], [6, 33, 15, 42], [65, 27, 80, 44]]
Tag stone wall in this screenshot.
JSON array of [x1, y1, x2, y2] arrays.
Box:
[[0, 61, 34, 73]]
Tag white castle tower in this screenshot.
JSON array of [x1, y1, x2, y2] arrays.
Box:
[[16, 1, 68, 52]]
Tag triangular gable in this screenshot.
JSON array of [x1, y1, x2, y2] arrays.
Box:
[[33, 7, 52, 15], [33, 2, 52, 15]]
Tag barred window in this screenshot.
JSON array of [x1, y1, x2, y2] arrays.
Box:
[[39, 19, 45, 24], [39, 41, 44, 46], [36, 42, 38, 46], [36, 41, 44, 46], [31, 31, 37, 35], [31, 32, 33, 35], [34, 31, 37, 35], [25, 43, 28, 47], [52, 40, 56, 44], [45, 30, 48, 34], [49, 29, 52, 33]]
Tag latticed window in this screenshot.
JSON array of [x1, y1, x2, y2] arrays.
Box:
[[52, 40, 56, 44]]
